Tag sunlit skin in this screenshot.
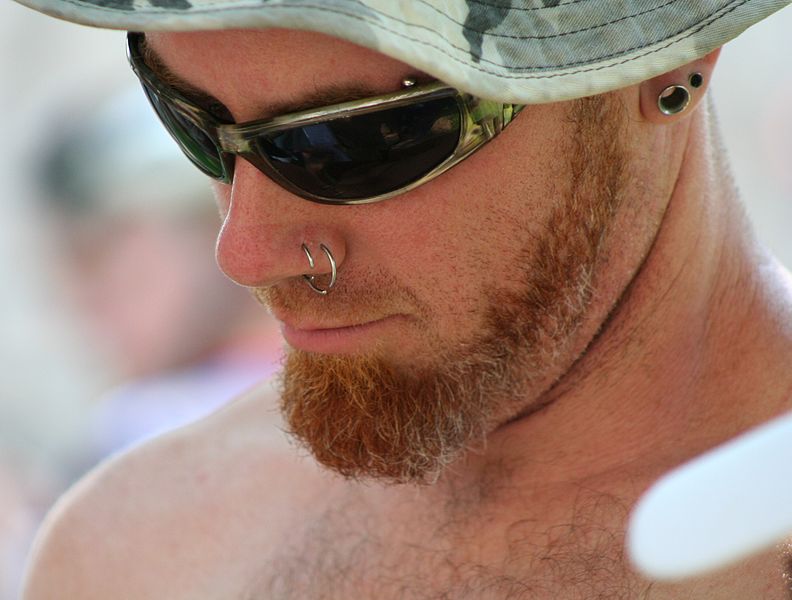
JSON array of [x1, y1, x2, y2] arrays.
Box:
[[22, 28, 792, 599], [152, 30, 666, 428]]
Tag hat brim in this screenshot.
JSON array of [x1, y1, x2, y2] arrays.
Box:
[[13, 0, 792, 103]]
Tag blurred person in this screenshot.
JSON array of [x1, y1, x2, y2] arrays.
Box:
[[0, 79, 282, 600], [0, 461, 39, 600], [0, 24, 117, 597], [36, 88, 282, 454], [8, 2, 792, 599]]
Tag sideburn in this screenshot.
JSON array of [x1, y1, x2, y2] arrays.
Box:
[[278, 94, 630, 485]]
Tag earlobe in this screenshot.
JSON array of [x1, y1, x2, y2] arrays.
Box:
[[639, 48, 721, 124]]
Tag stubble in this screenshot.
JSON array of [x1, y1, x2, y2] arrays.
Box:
[[260, 94, 629, 484]]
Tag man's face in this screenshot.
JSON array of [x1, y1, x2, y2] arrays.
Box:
[[145, 29, 649, 483]]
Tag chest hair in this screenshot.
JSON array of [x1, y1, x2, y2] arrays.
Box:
[[244, 485, 652, 600]]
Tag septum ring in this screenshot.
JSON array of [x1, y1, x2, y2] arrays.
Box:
[[301, 243, 337, 295]]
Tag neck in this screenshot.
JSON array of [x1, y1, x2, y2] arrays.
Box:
[[488, 100, 792, 491]]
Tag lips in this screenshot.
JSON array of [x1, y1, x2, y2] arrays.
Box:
[[278, 315, 399, 354]]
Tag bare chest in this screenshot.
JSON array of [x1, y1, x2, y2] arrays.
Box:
[[240, 487, 652, 600], [233, 484, 791, 600]]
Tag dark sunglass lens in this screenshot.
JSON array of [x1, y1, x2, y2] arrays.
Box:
[[252, 96, 461, 200], [142, 86, 226, 180]]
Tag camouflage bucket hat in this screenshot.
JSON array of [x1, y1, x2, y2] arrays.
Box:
[[13, 0, 792, 103]]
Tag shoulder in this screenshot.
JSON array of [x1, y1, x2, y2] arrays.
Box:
[[21, 384, 328, 599]]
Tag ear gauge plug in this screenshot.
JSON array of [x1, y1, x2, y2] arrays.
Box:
[[689, 72, 704, 88], [657, 72, 705, 116], [657, 84, 691, 116]]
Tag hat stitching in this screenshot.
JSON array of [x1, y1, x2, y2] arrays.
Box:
[[255, 0, 741, 73], [315, 0, 744, 77], [416, 0, 681, 39], [89, 0, 735, 44], [61, 0, 749, 75], [450, 0, 594, 12], [349, 0, 744, 73]]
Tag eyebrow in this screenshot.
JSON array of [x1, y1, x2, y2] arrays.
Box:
[[139, 35, 389, 120], [140, 36, 221, 110]]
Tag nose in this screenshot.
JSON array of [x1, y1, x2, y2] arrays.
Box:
[[215, 161, 347, 288]]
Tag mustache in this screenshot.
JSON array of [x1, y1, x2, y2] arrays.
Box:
[[251, 269, 428, 325]]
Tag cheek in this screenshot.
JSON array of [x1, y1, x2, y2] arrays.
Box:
[[353, 108, 570, 337], [354, 180, 528, 340]]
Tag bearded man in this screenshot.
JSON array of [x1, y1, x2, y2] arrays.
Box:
[[14, 1, 792, 598]]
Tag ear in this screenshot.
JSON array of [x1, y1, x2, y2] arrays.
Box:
[[639, 48, 721, 124]]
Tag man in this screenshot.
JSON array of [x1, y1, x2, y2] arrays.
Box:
[[14, 1, 792, 598]]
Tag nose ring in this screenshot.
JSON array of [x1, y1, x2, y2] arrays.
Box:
[[301, 243, 337, 295]]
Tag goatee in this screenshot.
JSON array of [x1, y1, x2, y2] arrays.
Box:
[[272, 95, 629, 484]]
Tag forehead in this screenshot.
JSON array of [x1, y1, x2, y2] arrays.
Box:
[[145, 29, 421, 117]]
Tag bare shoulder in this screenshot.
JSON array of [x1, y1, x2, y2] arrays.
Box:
[[22, 383, 330, 600]]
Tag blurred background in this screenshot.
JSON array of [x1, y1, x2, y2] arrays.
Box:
[[0, 4, 285, 597], [1, 3, 791, 598]]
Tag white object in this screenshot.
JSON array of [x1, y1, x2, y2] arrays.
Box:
[[627, 410, 792, 580]]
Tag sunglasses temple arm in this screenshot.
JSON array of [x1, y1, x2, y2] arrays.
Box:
[[505, 103, 525, 127]]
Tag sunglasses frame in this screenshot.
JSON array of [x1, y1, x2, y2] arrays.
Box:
[[127, 31, 524, 205]]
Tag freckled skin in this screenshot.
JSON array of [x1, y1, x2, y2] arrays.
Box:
[[21, 29, 792, 600]]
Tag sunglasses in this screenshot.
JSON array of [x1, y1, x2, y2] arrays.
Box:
[[127, 32, 524, 205]]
